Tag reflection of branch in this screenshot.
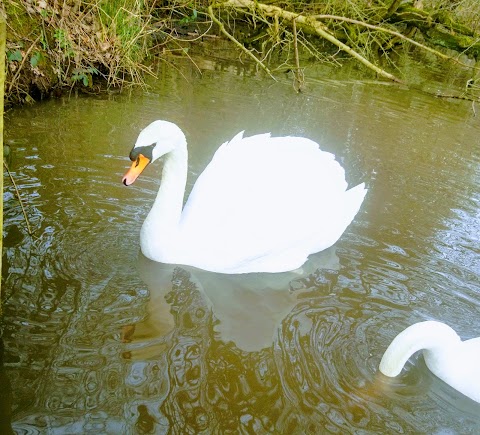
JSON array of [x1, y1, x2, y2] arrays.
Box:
[[208, 5, 276, 80], [433, 92, 479, 116], [435, 94, 477, 100], [4, 162, 33, 235]]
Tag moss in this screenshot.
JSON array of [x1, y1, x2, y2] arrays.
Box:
[[4, 1, 39, 37], [432, 10, 475, 37], [389, 3, 480, 59]]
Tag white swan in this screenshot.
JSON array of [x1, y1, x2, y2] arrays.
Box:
[[122, 120, 367, 274], [379, 321, 480, 403]]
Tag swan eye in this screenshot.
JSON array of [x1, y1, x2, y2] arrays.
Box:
[[129, 144, 155, 162]]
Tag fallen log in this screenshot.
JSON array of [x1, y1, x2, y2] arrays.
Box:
[[219, 0, 403, 83], [390, 4, 480, 59]]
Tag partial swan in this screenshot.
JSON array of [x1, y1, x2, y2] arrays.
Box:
[[379, 320, 480, 403], [122, 120, 367, 274]]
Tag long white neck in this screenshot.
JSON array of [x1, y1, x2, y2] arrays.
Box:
[[140, 144, 188, 261], [379, 321, 461, 377]]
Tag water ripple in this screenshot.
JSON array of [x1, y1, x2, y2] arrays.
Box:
[[2, 60, 480, 434]]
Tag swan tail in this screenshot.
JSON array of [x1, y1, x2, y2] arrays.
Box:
[[344, 182, 368, 220], [331, 182, 367, 240]]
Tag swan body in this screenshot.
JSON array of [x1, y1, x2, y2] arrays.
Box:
[[379, 321, 480, 403], [123, 120, 367, 274]]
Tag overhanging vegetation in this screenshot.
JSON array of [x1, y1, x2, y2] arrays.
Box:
[[1, 0, 480, 105]]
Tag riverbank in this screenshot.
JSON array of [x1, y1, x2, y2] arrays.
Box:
[[3, 0, 155, 106], [2, 0, 480, 107]]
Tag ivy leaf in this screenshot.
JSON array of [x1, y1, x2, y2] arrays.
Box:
[[7, 50, 22, 62], [30, 52, 41, 68]]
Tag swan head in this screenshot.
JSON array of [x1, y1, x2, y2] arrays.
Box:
[[122, 120, 186, 186]]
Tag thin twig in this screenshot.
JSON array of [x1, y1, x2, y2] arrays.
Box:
[[4, 162, 33, 236], [208, 5, 276, 80], [7, 35, 42, 94], [292, 18, 304, 92]]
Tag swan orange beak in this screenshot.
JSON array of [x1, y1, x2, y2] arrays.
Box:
[[122, 154, 150, 186]]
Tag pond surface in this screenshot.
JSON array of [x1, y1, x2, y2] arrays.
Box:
[[2, 52, 480, 433]]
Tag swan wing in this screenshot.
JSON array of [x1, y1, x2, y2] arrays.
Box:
[[436, 337, 480, 402], [178, 132, 366, 273]]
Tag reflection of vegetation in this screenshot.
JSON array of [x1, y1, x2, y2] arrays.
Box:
[[0, 338, 14, 435], [3, 243, 479, 433]]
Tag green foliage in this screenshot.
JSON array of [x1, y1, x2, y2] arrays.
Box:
[[5, 0, 154, 106], [71, 67, 99, 86], [180, 8, 198, 25], [30, 51, 42, 67], [7, 49, 22, 62], [97, 0, 150, 63], [53, 28, 75, 57]]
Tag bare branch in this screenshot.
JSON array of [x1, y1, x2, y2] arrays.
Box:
[[4, 162, 34, 236], [208, 5, 276, 80], [220, 0, 403, 83]]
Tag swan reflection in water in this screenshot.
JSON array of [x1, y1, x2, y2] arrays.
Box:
[[119, 249, 365, 432], [130, 247, 340, 353]]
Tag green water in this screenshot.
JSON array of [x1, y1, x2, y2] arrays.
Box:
[[1, 55, 480, 433]]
